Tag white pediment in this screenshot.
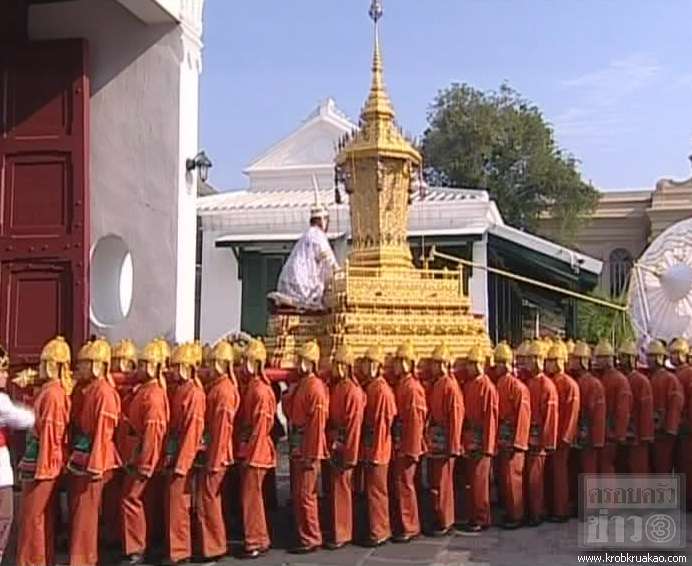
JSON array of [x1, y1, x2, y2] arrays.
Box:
[[244, 99, 355, 186]]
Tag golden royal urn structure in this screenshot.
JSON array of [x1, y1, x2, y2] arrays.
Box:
[[265, 1, 489, 368]]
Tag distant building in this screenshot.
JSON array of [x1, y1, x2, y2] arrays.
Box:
[[537, 175, 692, 298], [198, 99, 602, 344], [1, 0, 205, 366]]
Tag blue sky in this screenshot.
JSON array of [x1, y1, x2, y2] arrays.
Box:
[[200, 1, 692, 192]]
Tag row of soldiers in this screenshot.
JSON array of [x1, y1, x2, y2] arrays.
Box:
[[9, 333, 692, 565]]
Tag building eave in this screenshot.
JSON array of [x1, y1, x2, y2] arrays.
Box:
[[115, 0, 181, 24]]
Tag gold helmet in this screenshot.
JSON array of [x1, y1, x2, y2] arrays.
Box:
[[112, 339, 137, 363], [76, 340, 93, 362], [647, 340, 666, 357], [155, 338, 172, 364], [572, 340, 592, 359], [245, 339, 267, 365], [364, 344, 386, 366], [0, 345, 8, 372], [140, 339, 164, 365], [516, 340, 531, 358], [40, 336, 71, 365], [467, 343, 485, 363], [546, 340, 568, 361], [593, 338, 614, 358], [527, 340, 545, 359], [171, 342, 197, 366], [202, 343, 213, 366], [191, 342, 204, 367], [669, 337, 690, 356], [210, 340, 234, 363], [298, 340, 320, 364], [494, 341, 513, 364], [618, 340, 637, 357], [395, 341, 416, 363], [431, 343, 452, 364], [334, 344, 355, 366]]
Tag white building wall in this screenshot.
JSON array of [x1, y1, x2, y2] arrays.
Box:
[[200, 230, 242, 342], [28, 0, 203, 345]]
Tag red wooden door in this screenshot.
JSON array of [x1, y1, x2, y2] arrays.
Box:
[[0, 39, 89, 368]]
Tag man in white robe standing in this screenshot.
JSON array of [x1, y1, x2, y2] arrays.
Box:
[[274, 185, 339, 311]]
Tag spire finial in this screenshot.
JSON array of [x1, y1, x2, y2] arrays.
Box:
[[369, 0, 383, 24]]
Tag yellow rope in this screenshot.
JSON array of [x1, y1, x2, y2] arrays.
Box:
[[429, 247, 627, 312]]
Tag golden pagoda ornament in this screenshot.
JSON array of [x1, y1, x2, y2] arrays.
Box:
[[265, 0, 489, 368]]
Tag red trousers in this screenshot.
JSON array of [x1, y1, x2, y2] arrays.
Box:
[[497, 451, 525, 523], [165, 472, 193, 563], [329, 467, 354, 545], [196, 470, 228, 558], [463, 456, 491, 527], [391, 456, 420, 537], [580, 448, 599, 474], [599, 443, 618, 474], [550, 443, 571, 518], [241, 466, 271, 551], [121, 474, 151, 556], [17, 478, 58, 566], [628, 444, 650, 474], [679, 437, 692, 506], [428, 457, 455, 530], [292, 461, 322, 547], [70, 474, 106, 566], [364, 463, 390, 541], [652, 435, 676, 473], [524, 453, 546, 521]]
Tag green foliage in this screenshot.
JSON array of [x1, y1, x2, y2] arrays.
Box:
[[422, 83, 598, 242], [576, 290, 635, 346]]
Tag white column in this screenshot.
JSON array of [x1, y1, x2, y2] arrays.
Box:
[[173, 1, 205, 342], [469, 234, 489, 330]]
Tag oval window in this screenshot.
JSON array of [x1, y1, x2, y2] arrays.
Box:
[[90, 235, 134, 326]]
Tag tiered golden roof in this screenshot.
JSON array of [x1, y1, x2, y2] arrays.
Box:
[[265, 3, 489, 368]]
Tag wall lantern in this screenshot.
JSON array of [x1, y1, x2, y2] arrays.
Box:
[[186, 150, 212, 182]]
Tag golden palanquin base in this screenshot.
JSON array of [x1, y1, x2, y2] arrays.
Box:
[[265, 263, 489, 370]]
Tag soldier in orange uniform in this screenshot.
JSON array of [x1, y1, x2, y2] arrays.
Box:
[[236, 339, 276, 559], [494, 342, 530, 529], [524, 340, 558, 526], [617, 340, 653, 473], [17, 337, 71, 566], [119, 340, 169, 565], [593, 339, 632, 474], [647, 340, 683, 474], [162, 343, 206, 566], [390, 341, 427, 542], [426, 343, 464, 536], [545, 340, 579, 522], [359, 344, 397, 546], [669, 338, 692, 507], [569, 342, 605, 474], [69, 338, 121, 566], [461, 344, 498, 531], [515, 340, 532, 383], [283, 340, 329, 554], [326, 345, 365, 550], [196, 340, 240, 562]]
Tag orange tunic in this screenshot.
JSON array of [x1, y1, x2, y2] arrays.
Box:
[[360, 376, 397, 465], [601, 368, 632, 443], [650, 368, 683, 436], [122, 380, 169, 477], [526, 373, 558, 453], [462, 374, 498, 456], [328, 377, 365, 467], [393, 374, 427, 460], [284, 373, 329, 461], [626, 370, 654, 444], [237, 377, 277, 468], [204, 375, 240, 471], [576, 373, 606, 449], [497, 371, 530, 452], [675, 365, 692, 434], [33, 380, 71, 479], [426, 374, 464, 457], [78, 378, 122, 475], [168, 380, 206, 476], [552, 372, 580, 445]]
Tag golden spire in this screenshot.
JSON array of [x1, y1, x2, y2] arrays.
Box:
[[362, 2, 395, 122]]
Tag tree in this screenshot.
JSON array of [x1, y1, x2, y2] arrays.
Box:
[[422, 83, 598, 241], [576, 290, 634, 346]]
